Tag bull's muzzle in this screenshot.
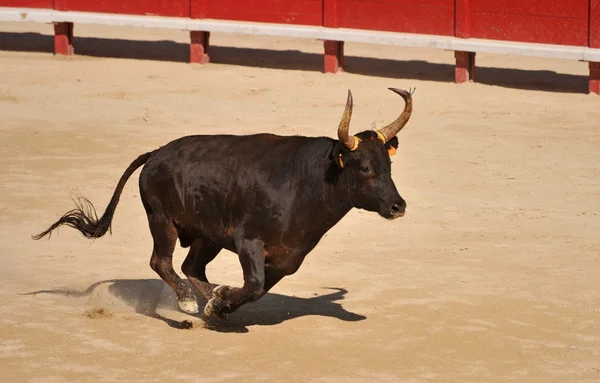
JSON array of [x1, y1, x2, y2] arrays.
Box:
[[387, 200, 407, 219]]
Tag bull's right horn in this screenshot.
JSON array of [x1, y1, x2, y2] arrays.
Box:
[[337, 89, 360, 151]]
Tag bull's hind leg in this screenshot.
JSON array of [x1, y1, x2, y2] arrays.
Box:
[[147, 209, 199, 314], [181, 238, 221, 301]]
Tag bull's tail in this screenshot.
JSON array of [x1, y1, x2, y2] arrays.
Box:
[[32, 151, 155, 240]]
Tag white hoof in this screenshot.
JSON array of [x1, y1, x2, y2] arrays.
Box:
[[203, 285, 227, 318], [213, 285, 227, 297], [178, 299, 199, 314], [204, 297, 216, 317]]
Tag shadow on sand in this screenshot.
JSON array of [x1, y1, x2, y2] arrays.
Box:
[[0, 32, 589, 94], [19, 278, 366, 333]]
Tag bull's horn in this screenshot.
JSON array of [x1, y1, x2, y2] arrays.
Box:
[[378, 87, 415, 143], [337, 89, 360, 151]]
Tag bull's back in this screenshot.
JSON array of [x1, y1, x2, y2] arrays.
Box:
[[138, 133, 333, 242]]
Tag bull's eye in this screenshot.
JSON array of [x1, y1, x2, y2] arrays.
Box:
[[360, 166, 370, 173]]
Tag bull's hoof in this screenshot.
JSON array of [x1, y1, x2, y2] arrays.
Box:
[[212, 284, 229, 299], [177, 298, 199, 315], [203, 297, 228, 320], [203, 285, 229, 320]]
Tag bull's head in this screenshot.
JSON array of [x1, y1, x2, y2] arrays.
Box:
[[335, 87, 414, 219]]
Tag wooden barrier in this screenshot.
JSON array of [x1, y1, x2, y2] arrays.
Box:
[[0, 1, 599, 94]]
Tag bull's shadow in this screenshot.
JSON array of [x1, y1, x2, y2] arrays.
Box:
[[22, 279, 366, 332]]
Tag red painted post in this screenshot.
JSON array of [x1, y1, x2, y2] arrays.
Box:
[[324, 40, 344, 73], [323, 0, 343, 73], [53, 22, 74, 55], [323, 0, 339, 28], [455, 51, 475, 83], [455, 0, 470, 38], [590, 62, 600, 94], [590, 0, 599, 94], [190, 31, 210, 64], [455, 0, 473, 83], [591, 0, 600, 48]]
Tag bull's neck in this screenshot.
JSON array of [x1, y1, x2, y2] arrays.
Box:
[[295, 140, 354, 234], [324, 165, 355, 225]]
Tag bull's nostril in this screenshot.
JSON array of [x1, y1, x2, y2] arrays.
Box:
[[390, 201, 406, 217]]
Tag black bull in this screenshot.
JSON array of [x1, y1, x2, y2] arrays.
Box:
[[33, 87, 415, 319]]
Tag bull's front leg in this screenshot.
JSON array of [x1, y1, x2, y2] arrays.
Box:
[[204, 238, 265, 319]]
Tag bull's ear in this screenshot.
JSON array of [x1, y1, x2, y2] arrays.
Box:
[[330, 142, 349, 169], [337, 151, 351, 168], [384, 136, 399, 157]]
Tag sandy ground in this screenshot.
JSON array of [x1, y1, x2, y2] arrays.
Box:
[[1, 21, 599, 383]]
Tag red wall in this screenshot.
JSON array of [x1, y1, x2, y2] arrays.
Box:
[[192, 0, 322, 26], [467, 0, 589, 46], [1, 0, 599, 48], [0, 0, 52, 8], [335, 0, 455, 36], [54, 0, 191, 18]]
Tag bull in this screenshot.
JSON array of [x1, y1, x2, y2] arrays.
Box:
[[32, 87, 415, 319]]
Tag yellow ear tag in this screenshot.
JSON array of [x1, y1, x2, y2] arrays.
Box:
[[374, 128, 394, 156], [338, 153, 344, 168]]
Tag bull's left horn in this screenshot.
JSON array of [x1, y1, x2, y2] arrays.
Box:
[[378, 87, 415, 143], [337, 89, 360, 151]]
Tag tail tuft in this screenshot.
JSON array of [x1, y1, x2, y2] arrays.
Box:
[[31, 195, 111, 240], [31, 150, 155, 241]]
